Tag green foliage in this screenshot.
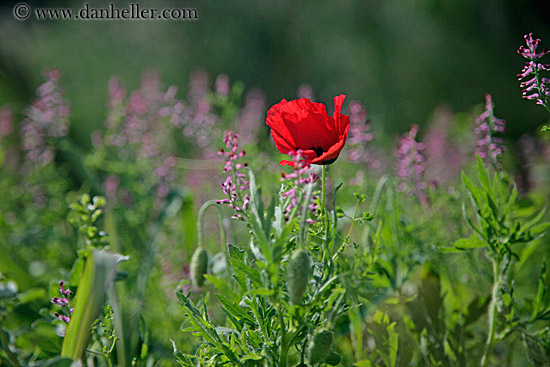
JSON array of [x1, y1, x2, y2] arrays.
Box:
[[175, 169, 360, 367], [68, 194, 109, 257], [61, 250, 118, 362], [459, 157, 549, 257], [1, 65, 550, 367]]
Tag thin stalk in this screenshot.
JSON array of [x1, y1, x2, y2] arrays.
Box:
[[480, 258, 502, 367], [197, 200, 227, 248], [331, 199, 360, 263], [86, 348, 112, 367], [321, 165, 327, 229], [321, 165, 330, 262], [197, 200, 228, 272]]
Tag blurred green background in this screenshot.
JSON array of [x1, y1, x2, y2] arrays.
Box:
[[0, 0, 549, 148]]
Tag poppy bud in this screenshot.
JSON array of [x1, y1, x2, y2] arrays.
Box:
[[307, 330, 333, 365], [287, 249, 311, 305], [190, 248, 208, 287]]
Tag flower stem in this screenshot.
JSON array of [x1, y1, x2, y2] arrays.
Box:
[[480, 257, 502, 367], [198, 200, 227, 248], [197, 200, 229, 275], [274, 300, 288, 367], [321, 165, 327, 230]]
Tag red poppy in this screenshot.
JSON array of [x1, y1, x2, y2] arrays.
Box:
[[266, 94, 350, 166]]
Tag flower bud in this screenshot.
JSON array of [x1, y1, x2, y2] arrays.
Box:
[[190, 248, 208, 287], [308, 330, 332, 365], [307, 330, 333, 365], [287, 249, 311, 305]]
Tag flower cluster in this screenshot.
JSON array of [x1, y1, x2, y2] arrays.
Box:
[[475, 94, 506, 163], [346, 100, 378, 168], [216, 131, 250, 220], [423, 106, 463, 186], [93, 72, 182, 203], [395, 125, 427, 203], [51, 281, 73, 324], [280, 151, 319, 222], [0, 108, 14, 167], [176, 70, 220, 151], [0, 108, 13, 139], [20, 69, 70, 171], [517, 33, 550, 112], [237, 89, 267, 145]]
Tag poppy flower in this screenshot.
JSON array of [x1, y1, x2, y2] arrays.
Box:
[[266, 94, 350, 166]]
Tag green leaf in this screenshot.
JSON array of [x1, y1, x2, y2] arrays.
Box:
[[29, 356, 74, 367], [452, 236, 487, 250], [245, 288, 274, 297], [228, 244, 245, 261], [273, 206, 283, 237], [61, 250, 118, 361], [17, 288, 46, 303], [387, 322, 398, 367], [230, 257, 262, 287], [264, 196, 275, 235], [216, 294, 255, 324], [531, 262, 547, 321], [354, 360, 373, 367], [476, 156, 491, 194], [171, 339, 196, 367], [203, 274, 238, 302]]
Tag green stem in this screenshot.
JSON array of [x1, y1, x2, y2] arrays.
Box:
[[321, 165, 327, 226], [0, 322, 20, 367], [277, 304, 288, 367], [480, 258, 502, 367], [197, 200, 227, 250], [331, 199, 360, 263], [321, 165, 330, 260]]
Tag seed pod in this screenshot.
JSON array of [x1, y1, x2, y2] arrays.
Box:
[[307, 330, 333, 366], [190, 248, 208, 287], [287, 249, 311, 305]]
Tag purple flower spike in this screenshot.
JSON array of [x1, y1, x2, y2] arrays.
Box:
[[475, 94, 506, 164], [20, 69, 70, 172], [216, 131, 250, 220], [346, 100, 379, 168], [280, 151, 319, 222], [517, 33, 550, 113], [395, 125, 428, 204], [51, 281, 73, 325]]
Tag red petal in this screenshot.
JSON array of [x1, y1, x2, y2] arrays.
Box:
[[332, 94, 350, 134], [311, 124, 350, 165], [267, 98, 338, 153]]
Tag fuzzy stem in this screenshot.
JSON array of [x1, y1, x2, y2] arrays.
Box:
[[197, 200, 227, 250], [480, 257, 502, 367], [322, 165, 328, 244], [321, 165, 327, 219], [277, 304, 288, 367]]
